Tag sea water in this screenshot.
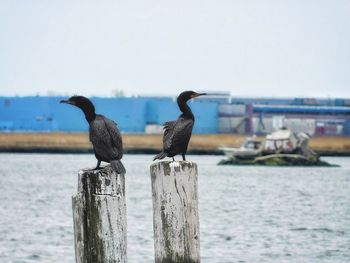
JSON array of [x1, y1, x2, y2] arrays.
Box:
[[0, 154, 349, 263]]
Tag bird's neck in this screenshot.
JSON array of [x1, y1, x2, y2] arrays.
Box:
[[81, 107, 96, 123], [178, 100, 194, 119]]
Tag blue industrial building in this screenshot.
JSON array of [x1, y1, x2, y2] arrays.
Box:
[[0, 96, 218, 134], [1, 95, 350, 135]]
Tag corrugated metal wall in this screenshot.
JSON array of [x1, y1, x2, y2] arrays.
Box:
[[92, 97, 148, 132], [343, 120, 350, 135], [0, 97, 57, 131], [1, 96, 349, 135], [0, 96, 218, 134], [144, 98, 218, 133]]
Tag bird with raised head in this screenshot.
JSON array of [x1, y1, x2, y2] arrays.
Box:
[[60, 96, 126, 174], [153, 91, 206, 161]]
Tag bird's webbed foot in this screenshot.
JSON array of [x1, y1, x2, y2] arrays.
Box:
[[93, 160, 102, 170], [182, 154, 186, 161], [172, 157, 175, 162]]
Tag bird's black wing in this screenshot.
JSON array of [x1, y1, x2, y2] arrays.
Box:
[[163, 117, 194, 153], [89, 115, 123, 160], [102, 117, 123, 153], [163, 120, 176, 150]]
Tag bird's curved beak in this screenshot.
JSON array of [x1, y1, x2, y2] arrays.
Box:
[[191, 92, 207, 99], [60, 99, 75, 105]]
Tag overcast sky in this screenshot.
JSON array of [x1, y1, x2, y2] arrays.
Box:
[[0, 0, 349, 98]]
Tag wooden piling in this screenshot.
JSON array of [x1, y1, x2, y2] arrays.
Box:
[[150, 161, 200, 263], [72, 165, 127, 263]]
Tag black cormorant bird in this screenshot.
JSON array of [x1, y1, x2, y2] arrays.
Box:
[[153, 91, 206, 161], [60, 96, 126, 174]]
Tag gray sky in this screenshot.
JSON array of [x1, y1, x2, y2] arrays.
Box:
[[0, 0, 349, 98]]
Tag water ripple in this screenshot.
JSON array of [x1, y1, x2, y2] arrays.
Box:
[[0, 154, 349, 263]]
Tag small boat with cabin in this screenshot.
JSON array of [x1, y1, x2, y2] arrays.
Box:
[[218, 128, 335, 166], [219, 137, 263, 160]]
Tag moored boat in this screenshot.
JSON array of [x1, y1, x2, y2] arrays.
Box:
[[218, 128, 336, 166], [219, 137, 263, 160]]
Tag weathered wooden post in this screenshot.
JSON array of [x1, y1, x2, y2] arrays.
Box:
[[150, 161, 200, 263], [72, 165, 127, 263]]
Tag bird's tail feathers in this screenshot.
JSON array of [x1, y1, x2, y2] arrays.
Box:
[[110, 160, 126, 174], [153, 152, 167, 161]]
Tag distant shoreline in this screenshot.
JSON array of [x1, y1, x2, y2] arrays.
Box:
[[0, 133, 349, 156]]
